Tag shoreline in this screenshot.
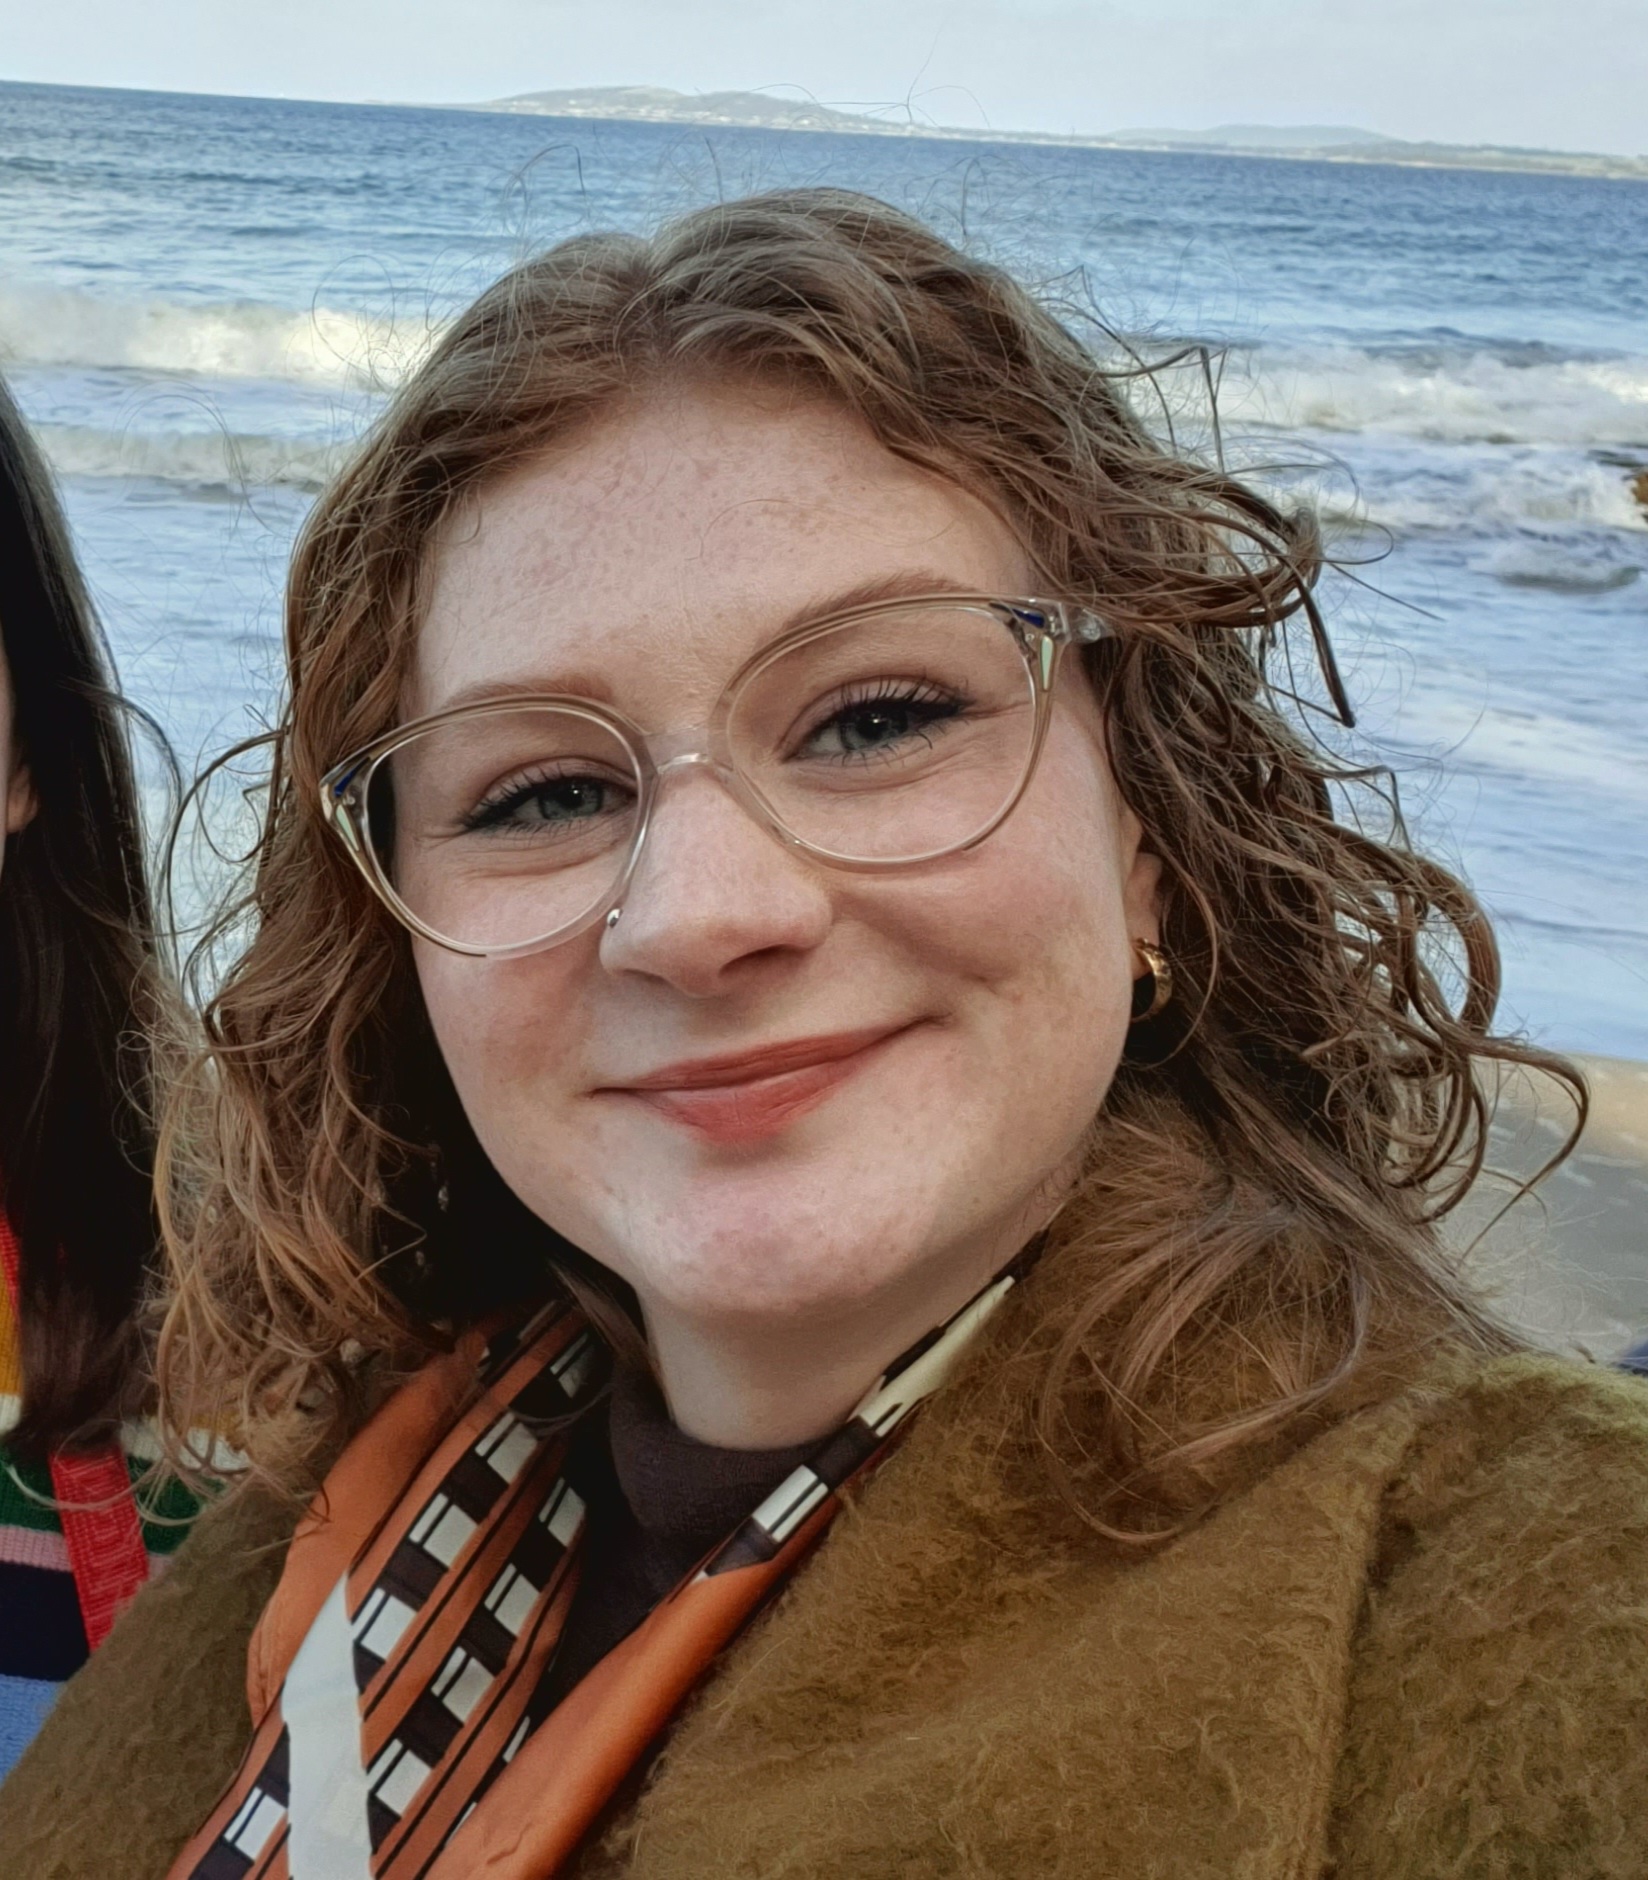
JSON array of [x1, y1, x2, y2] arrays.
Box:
[[1460, 1053, 1648, 1359]]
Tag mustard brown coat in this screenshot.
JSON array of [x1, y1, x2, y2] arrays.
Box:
[[3, 1336, 1647, 1878]]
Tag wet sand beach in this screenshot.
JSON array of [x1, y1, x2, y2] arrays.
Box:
[[1457, 1054, 1648, 1357]]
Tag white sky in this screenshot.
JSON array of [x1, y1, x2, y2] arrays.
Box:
[[4, 0, 1645, 156]]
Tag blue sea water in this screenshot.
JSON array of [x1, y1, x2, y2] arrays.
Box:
[[2, 80, 1645, 1054]]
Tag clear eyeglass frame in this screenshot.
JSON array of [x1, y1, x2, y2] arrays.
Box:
[[319, 591, 1113, 960]]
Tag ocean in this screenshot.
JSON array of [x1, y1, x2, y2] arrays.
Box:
[[2, 80, 1645, 1055]]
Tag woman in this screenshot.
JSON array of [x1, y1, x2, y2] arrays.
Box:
[[0, 379, 196, 1778], [5, 191, 1644, 1875]]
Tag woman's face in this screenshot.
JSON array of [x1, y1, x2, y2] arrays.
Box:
[[410, 382, 1159, 1353], [0, 639, 37, 888]]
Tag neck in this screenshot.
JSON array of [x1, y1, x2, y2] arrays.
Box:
[[636, 1210, 1052, 1451]]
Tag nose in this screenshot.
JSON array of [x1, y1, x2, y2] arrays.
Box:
[[598, 763, 833, 997]]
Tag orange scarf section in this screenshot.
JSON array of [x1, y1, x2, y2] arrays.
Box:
[[167, 1268, 1020, 1880], [0, 1209, 150, 1650]]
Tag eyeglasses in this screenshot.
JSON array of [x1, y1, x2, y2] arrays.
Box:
[[320, 592, 1111, 959]]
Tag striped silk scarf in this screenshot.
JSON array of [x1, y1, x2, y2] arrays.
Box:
[[168, 1265, 1020, 1880]]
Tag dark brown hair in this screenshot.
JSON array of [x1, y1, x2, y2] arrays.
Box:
[[0, 375, 170, 1455], [156, 189, 1582, 1528]]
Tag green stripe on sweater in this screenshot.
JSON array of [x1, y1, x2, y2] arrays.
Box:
[[0, 1443, 203, 1554]]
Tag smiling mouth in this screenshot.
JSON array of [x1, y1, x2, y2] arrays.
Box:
[[600, 1024, 916, 1146]]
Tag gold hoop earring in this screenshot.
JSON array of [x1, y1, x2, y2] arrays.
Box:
[[1130, 939, 1173, 1023]]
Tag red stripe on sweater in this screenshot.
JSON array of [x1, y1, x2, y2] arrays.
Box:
[[0, 1212, 149, 1647]]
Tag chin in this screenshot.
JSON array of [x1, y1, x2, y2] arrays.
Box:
[[602, 1142, 968, 1329]]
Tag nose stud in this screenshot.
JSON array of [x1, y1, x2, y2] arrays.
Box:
[[605, 907, 622, 931]]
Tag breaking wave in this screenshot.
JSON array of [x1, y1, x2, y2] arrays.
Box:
[[8, 286, 1647, 550], [6, 282, 1645, 455], [1309, 451, 1648, 538], [0, 282, 437, 389], [37, 421, 344, 491], [1229, 339, 1648, 451]]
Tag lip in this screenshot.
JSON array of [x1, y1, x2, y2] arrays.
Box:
[[600, 1023, 914, 1146]]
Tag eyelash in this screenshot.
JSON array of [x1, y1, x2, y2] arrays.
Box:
[[794, 676, 969, 761], [460, 765, 630, 833]]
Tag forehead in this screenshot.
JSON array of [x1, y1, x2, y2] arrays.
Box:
[[410, 382, 1032, 723]]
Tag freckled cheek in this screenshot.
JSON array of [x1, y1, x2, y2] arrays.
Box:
[[888, 798, 1128, 998], [869, 780, 1133, 1133], [415, 952, 591, 1129]]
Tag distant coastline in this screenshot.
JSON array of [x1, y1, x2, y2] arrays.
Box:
[[462, 87, 1648, 185]]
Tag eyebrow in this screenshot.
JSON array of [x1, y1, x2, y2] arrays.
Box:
[[424, 568, 993, 717]]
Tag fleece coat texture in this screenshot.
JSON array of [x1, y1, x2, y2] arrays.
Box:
[[2, 1332, 1647, 1877]]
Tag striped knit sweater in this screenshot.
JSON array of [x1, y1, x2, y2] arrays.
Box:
[[0, 1239, 200, 1779]]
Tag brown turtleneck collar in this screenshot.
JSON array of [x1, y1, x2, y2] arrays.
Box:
[[537, 1365, 815, 1709]]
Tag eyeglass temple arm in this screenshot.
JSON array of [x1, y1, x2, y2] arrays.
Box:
[[322, 764, 368, 856], [1028, 601, 1356, 730]]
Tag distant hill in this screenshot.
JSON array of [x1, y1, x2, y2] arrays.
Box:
[[461, 88, 1648, 183], [482, 86, 871, 134]]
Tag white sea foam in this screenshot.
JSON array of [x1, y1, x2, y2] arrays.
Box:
[[1229, 344, 1648, 451], [1309, 452, 1648, 539], [37, 421, 344, 491], [1477, 543, 1641, 592], [1378, 693, 1648, 809], [0, 282, 436, 389], [7, 277, 1645, 460]]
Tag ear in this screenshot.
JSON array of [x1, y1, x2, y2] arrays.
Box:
[[1117, 807, 1164, 953], [4, 757, 36, 837]]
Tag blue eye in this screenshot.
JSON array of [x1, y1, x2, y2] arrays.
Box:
[[520, 779, 609, 823], [462, 772, 632, 836], [798, 681, 967, 763]]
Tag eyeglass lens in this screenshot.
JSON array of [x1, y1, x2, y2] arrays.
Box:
[[369, 603, 1042, 952]]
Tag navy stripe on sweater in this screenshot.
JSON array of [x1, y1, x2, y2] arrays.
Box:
[[0, 1560, 89, 1680]]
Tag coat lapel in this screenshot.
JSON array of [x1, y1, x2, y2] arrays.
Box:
[[588, 1351, 1430, 1880]]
